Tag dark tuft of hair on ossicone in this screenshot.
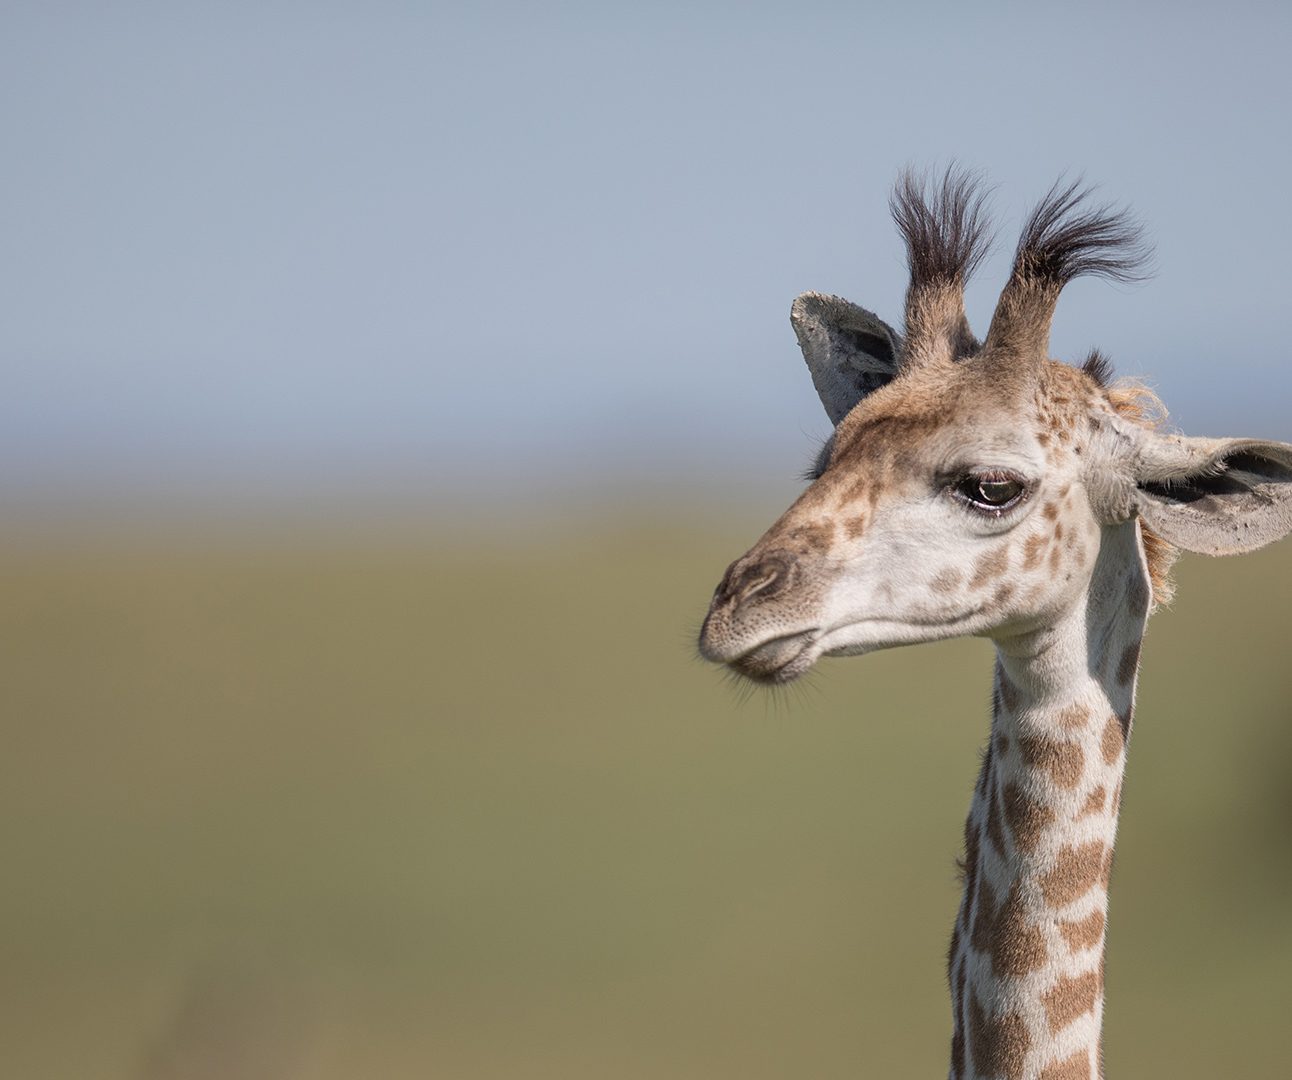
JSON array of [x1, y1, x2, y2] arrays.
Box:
[[1012, 178, 1153, 290], [890, 165, 996, 288], [985, 179, 1152, 361]]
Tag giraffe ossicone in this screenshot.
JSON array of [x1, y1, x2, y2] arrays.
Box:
[[697, 169, 1292, 1080]]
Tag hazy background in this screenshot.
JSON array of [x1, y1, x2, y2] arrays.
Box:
[[3, 3, 1291, 1078]]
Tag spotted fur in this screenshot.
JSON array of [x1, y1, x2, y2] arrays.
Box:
[[699, 173, 1292, 1078]]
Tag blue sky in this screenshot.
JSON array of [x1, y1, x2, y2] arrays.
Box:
[[4, 2, 1290, 509]]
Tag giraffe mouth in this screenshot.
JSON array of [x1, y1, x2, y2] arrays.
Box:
[[728, 630, 819, 684]]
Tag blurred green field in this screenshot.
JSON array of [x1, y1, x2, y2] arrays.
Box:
[[2, 508, 1290, 1079]]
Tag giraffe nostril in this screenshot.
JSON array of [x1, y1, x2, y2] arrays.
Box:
[[720, 554, 792, 606], [742, 566, 781, 599]]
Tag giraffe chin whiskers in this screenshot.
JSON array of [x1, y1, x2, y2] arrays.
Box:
[[726, 630, 820, 684]]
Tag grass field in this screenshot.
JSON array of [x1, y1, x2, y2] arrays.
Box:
[[2, 508, 1290, 1078]]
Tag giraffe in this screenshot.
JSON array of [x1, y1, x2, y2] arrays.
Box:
[[697, 170, 1292, 1079]]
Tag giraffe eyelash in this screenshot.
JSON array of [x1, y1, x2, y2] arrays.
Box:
[[948, 470, 1032, 516]]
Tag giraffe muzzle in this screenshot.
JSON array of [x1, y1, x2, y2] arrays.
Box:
[[699, 550, 824, 681]]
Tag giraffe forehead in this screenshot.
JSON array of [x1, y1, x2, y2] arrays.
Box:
[[828, 399, 1045, 486], [827, 360, 1104, 483]]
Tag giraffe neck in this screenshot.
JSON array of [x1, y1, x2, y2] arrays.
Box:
[[948, 521, 1149, 1080]]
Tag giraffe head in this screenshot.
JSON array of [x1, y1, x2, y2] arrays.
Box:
[[699, 171, 1292, 684]]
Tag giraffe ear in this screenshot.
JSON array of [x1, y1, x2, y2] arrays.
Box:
[[1131, 434, 1292, 555], [791, 292, 901, 426]]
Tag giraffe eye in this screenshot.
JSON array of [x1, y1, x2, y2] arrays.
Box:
[[955, 472, 1027, 511]]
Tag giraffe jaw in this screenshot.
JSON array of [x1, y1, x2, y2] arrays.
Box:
[[718, 621, 890, 683], [711, 611, 984, 685], [722, 607, 1009, 685]]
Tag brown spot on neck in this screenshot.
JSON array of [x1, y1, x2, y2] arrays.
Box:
[[1002, 781, 1054, 853], [1042, 969, 1102, 1034], [969, 874, 1048, 979], [1018, 734, 1085, 789], [970, 875, 997, 954], [968, 991, 1029, 1080], [1059, 909, 1106, 952], [989, 882, 1048, 977], [1057, 703, 1090, 730], [1040, 841, 1107, 907], [1078, 785, 1108, 818], [1100, 715, 1124, 765]]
